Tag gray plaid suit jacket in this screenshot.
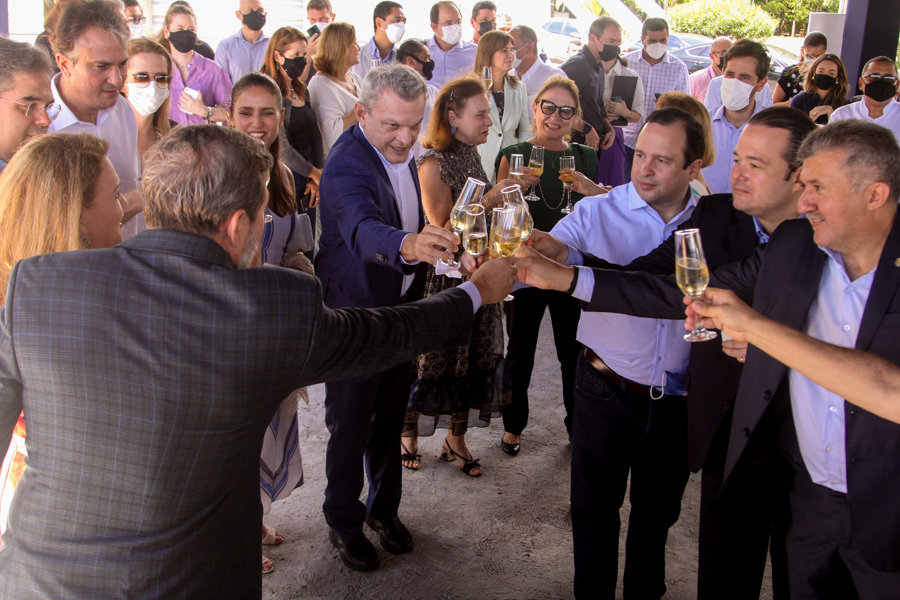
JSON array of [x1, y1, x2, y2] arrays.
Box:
[[0, 230, 473, 598]]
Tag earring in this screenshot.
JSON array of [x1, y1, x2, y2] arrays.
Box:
[[80, 233, 91, 248], [450, 125, 458, 134]]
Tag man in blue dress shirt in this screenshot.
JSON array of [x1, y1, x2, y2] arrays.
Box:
[[216, 0, 270, 84], [549, 107, 705, 599], [426, 1, 477, 90]]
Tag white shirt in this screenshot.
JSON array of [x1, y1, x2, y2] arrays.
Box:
[[413, 84, 439, 161], [622, 50, 690, 148], [603, 60, 646, 125], [426, 36, 477, 90], [703, 75, 773, 114], [831, 99, 900, 144], [557, 182, 697, 389], [308, 72, 362, 157], [513, 59, 566, 116], [350, 37, 397, 82], [49, 74, 143, 239]]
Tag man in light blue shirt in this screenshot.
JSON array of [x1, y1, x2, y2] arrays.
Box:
[[702, 40, 771, 194], [550, 107, 705, 599], [350, 2, 407, 82], [426, 1, 477, 90], [216, 0, 269, 84]]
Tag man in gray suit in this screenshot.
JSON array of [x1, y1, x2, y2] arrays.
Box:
[[0, 124, 516, 599]]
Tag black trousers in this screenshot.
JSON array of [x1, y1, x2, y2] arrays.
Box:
[[322, 360, 413, 536], [571, 352, 690, 600], [503, 287, 581, 436], [697, 414, 794, 600], [786, 466, 900, 600]]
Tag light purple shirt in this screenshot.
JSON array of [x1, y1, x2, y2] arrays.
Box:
[[169, 52, 233, 125], [702, 103, 765, 194], [215, 29, 270, 84], [426, 36, 477, 90], [622, 50, 690, 149]]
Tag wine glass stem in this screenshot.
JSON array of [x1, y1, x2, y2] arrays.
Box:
[[690, 296, 705, 334]]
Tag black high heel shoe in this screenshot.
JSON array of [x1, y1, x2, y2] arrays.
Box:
[[441, 439, 481, 477], [500, 434, 520, 456]]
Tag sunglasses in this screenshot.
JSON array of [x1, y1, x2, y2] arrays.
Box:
[[539, 99, 576, 120], [131, 73, 172, 89], [864, 74, 899, 84]]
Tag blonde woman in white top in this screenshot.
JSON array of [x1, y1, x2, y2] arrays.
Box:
[[474, 30, 531, 184], [308, 22, 362, 156]]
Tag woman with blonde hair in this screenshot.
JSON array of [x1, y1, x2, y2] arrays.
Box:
[[474, 30, 531, 183], [655, 91, 715, 195], [124, 37, 174, 162], [0, 132, 124, 539], [307, 22, 361, 155], [790, 53, 850, 124], [260, 26, 323, 209]]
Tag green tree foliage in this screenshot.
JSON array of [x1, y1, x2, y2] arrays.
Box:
[[757, 0, 840, 36], [668, 0, 776, 39]]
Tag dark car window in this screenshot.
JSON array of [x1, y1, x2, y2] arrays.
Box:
[[546, 22, 563, 35]]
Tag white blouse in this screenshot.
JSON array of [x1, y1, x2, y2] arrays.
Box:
[[308, 71, 362, 157], [603, 60, 646, 124]]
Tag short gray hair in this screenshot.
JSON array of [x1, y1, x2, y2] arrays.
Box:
[[0, 37, 55, 94], [358, 63, 427, 110], [798, 120, 900, 204], [142, 125, 273, 236]]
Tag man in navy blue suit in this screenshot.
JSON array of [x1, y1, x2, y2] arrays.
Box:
[[315, 64, 460, 571]]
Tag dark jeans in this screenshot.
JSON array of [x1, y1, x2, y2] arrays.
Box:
[[571, 352, 690, 600], [787, 466, 900, 600], [502, 287, 581, 437], [697, 414, 794, 599], [624, 145, 635, 183], [323, 361, 413, 536]]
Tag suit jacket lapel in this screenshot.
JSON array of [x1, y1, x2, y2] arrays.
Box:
[[352, 125, 402, 227], [857, 212, 900, 351], [409, 159, 424, 231], [728, 217, 759, 261]]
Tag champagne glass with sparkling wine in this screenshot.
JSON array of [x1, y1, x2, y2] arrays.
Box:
[[462, 204, 488, 256], [442, 177, 486, 270], [525, 146, 544, 202], [675, 229, 718, 342], [509, 154, 525, 181], [502, 185, 533, 241], [490, 207, 523, 301], [559, 155, 576, 215], [482, 66, 493, 91]]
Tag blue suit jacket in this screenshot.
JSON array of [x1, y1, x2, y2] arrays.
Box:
[[315, 124, 426, 310]]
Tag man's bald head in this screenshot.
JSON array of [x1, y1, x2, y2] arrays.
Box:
[[711, 37, 732, 52]]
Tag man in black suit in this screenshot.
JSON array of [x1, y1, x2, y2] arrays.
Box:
[[0, 124, 516, 599], [518, 119, 900, 598], [530, 106, 816, 599]]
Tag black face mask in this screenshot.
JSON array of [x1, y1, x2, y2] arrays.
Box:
[[407, 54, 435, 80], [477, 21, 496, 36], [282, 55, 307, 79], [599, 44, 619, 62], [864, 78, 897, 102], [814, 73, 836, 91], [168, 29, 198, 53], [242, 10, 266, 32]]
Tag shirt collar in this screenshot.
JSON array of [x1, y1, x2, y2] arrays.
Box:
[[368, 37, 395, 62], [230, 28, 268, 46], [752, 216, 770, 244], [580, 46, 600, 70], [818, 245, 877, 287], [705, 66, 716, 79], [428, 35, 463, 52], [624, 182, 699, 221], [0, 158, 7, 173], [51, 72, 116, 130], [360, 124, 414, 172]]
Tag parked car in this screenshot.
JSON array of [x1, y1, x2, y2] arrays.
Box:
[[670, 42, 799, 81], [539, 18, 589, 64], [625, 32, 712, 53]]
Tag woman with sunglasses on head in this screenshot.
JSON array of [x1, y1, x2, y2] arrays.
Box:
[[124, 37, 175, 162], [495, 75, 597, 453], [474, 30, 531, 183], [790, 53, 849, 125]]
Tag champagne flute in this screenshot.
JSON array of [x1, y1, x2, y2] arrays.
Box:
[[491, 206, 523, 301], [501, 185, 533, 241], [525, 146, 544, 202], [462, 204, 488, 256], [482, 66, 493, 91], [508, 154, 525, 182], [559, 155, 576, 215], [675, 229, 718, 342], [442, 177, 486, 270]]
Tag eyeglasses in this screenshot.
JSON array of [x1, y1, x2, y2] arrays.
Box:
[[8, 99, 61, 120], [126, 16, 146, 24], [439, 19, 462, 27], [711, 49, 727, 57], [131, 73, 172, 89], [539, 99, 576, 120], [864, 74, 899, 84]]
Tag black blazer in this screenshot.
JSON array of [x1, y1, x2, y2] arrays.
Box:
[[582, 194, 759, 472], [584, 214, 900, 571], [0, 230, 473, 598]]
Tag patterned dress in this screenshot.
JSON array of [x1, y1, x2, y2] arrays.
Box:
[[404, 143, 510, 437]]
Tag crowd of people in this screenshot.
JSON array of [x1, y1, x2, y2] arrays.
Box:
[[0, 1, 899, 599]]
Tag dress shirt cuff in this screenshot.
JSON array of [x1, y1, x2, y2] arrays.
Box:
[[571, 267, 594, 303], [399, 234, 420, 266], [565, 246, 584, 266], [458, 281, 482, 313]]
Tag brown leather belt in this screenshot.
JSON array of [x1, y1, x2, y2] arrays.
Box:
[[584, 348, 655, 398]]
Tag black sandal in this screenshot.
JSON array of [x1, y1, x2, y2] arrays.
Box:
[[441, 440, 481, 477], [400, 440, 421, 470]]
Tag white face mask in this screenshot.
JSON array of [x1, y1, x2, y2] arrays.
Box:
[[645, 42, 667, 60], [126, 82, 169, 117], [385, 22, 405, 45], [720, 77, 755, 111], [512, 52, 523, 70], [803, 55, 817, 67], [439, 23, 462, 46], [128, 23, 144, 39]]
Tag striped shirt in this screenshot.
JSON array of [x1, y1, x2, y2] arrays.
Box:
[[622, 50, 690, 149]]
